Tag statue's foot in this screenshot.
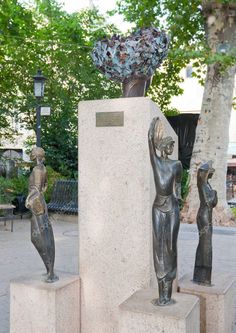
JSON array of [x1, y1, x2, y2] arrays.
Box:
[[193, 279, 212, 287], [43, 273, 59, 283], [151, 297, 174, 306]]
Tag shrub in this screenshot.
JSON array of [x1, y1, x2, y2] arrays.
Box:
[[232, 207, 236, 219], [44, 166, 66, 203], [0, 166, 66, 204], [0, 176, 28, 204]]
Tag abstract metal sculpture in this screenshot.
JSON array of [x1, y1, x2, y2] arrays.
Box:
[[25, 147, 58, 283], [193, 161, 218, 286], [92, 28, 169, 97], [148, 118, 182, 305]]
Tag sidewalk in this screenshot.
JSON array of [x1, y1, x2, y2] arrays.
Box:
[[0, 216, 78, 333], [0, 219, 236, 332]]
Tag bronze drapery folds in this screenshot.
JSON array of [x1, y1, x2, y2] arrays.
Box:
[[193, 161, 218, 286], [148, 118, 182, 306], [26, 147, 58, 283]]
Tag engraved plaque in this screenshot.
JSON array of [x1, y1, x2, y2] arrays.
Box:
[[96, 112, 124, 127]]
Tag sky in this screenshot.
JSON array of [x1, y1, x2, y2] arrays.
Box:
[[62, 0, 114, 13], [19, 0, 133, 32], [61, 0, 133, 32]]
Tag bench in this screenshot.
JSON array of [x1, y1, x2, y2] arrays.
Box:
[[47, 179, 78, 214], [0, 204, 16, 232]]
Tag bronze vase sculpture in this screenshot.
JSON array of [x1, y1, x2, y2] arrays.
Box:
[[26, 147, 58, 283], [148, 118, 182, 305], [193, 161, 218, 286]]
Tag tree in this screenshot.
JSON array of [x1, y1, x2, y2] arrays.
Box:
[[0, 0, 121, 176], [183, 2, 236, 225], [0, 0, 35, 141], [116, 0, 236, 225]]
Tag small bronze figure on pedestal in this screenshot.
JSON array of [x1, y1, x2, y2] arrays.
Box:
[[26, 147, 58, 283], [148, 118, 182, 306], [193, 161, 217, 286]]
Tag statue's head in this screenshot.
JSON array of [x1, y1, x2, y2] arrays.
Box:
[[198, 161, 215, 179], [30, 147, 45, 162], [155, 136, 175, 156]]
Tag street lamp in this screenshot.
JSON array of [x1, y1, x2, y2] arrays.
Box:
[[33, 69, 46, 147]]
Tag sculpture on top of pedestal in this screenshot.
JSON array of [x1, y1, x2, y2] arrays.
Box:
[[193, 161, 218, 286], [148, 117, 182, 306], [25, 147, 58, 283], [92, 28, 169, 97]]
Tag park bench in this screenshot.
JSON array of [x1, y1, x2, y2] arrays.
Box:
[[47, 179, 78, 214]]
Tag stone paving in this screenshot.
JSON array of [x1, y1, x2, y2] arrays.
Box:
[[0, 216, 78, 333], [0, 217, 236, 332]]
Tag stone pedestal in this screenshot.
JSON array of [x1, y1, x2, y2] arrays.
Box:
[[10, 272, 80, 333], [78, 97, 178, 333], [119, 288, 200, 333], [179, 273, 235, 333]]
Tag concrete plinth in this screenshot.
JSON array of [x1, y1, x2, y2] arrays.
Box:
[[10, 272, 80, 333], [119, 288, 200, 333], [78, 97, 178, 333], [179, 273, 235, 333]]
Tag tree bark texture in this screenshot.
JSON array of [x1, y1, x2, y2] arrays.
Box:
[[182, 2, 236, 226]]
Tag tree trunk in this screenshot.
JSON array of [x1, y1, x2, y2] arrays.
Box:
[[182, 2, 236, 226]]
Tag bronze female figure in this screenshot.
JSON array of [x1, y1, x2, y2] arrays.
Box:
[[193, 161, 217, 286], [148, 118, 182, 306], [26, 147, 58, 283]]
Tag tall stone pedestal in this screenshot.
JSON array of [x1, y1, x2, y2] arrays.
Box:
[[119, 288, 200, 333], [10, 272, 80, 333], [78, 97, 178, 333], [179, 273, 236, 333]]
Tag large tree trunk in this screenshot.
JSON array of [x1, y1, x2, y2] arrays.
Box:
[[182, 2, 236, 226]]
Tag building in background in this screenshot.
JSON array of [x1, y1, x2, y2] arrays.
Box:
[[170, 66, 236, 201], [170, 65, 236, 174]]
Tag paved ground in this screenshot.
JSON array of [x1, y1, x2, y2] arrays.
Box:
[[0, 217, 236, 332], [0, 215, 78, 333]]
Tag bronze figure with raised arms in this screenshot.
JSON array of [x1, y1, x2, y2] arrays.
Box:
[[148, 118, 182, 306]]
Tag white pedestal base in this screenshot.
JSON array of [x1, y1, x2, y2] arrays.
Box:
[[119, 289, 200, 333], [179, 273, 235, 333], [10, 272, 80, 333], [79, 97, 178, 333]]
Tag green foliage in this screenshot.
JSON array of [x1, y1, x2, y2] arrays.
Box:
[[116, 0, 236, 112], [44, 165, 66, 203], [163, 108, 180, 117], [181, 169, 190, 203], [115, 0, 205, 112], [0, 1, 121, 176], [0, 165, 66, 204], [231, 207, 236, 218], [0, 176, 28, 203], [233, 97, 236, 110]]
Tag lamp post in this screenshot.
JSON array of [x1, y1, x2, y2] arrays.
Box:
[[33, 69, 46, 147]]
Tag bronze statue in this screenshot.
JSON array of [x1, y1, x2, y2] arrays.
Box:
[[25, 147, 58, 283], [148, 118, 182, 306], [193, 161, 217, 286]]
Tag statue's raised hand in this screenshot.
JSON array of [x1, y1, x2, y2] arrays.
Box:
[[148, 117, 158, 140]]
